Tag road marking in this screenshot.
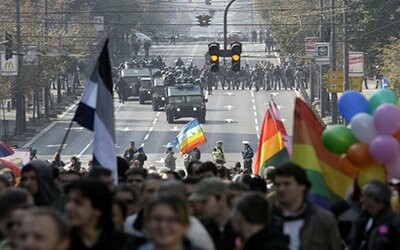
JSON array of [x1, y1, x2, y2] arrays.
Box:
[[118, 127, 133, 132], [251, 91, 254, 97], [149, 127, 154, 132], [156, 112, 160, 117], [224, 118, 235, 123], [77, 140, 93, 157], [254, 118, 258, 125], [46, 144, 66, 148], [254, 111, 257, 116], [253, 105, 256, 110], [170, 126, 180, 131], [24, 100, 79, 148], [64, 127, 83, 131], [144, 133, 150, 141], [140, 143, 145, 148], [252, 99, 255, 103], [153, 118, 157, 124], [224, 105, 234, 110]]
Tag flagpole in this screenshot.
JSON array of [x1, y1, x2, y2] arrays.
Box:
[[57, 118, 74, 156]]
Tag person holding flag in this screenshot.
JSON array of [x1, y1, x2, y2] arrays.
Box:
[[171, 118, 207, 157]]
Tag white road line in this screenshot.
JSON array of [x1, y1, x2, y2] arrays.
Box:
[[254, 111, 257, 116], [254, 118, 258, 125], [77, 140, 93, 158], [251, 91, 254, 97], [144, 133, 150, 141], [149, 127, 154, 132], [252, 99, 255, 103], [255, 126, 259, 132], [156, 112, 160, 117], [253, 105, 256, 110], [153, 118, 157, 124], [24, 100, 79, 148]]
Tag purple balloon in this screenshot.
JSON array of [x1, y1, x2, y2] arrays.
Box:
[[370, 135, 400, 164], [386, 156, 400, 179], [374, 104, 400, 135]]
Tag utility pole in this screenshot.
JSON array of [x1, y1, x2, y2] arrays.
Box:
[[330, 0, 338, 123], [223, 0, 237, 87], [343, 0, 350, 91], [44, 0, 50, 119], [15, 0, 25, 135], [319, 0, 326, 117], [223, 0, 237, 62]]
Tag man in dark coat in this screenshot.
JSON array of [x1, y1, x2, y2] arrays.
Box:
[[349, 180, 400, 250], [232, 192, 288, 250], [241, 141, 254, 173]]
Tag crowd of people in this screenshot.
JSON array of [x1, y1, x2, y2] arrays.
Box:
[[1, 144, 400, 250]]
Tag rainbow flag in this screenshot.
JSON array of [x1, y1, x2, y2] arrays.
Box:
[[172, 118, 207, 155], [270, 96, 292, 155], [291, 98, 353, 209], [254, 108, 289, 177]]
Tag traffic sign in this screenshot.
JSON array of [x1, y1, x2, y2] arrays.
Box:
[[349, 52, 364, 77], [327, 71, 343, 93], [350, 76, 363, 92], [305, 37, 318, 57], [1, 52, 18, 76], [315, 42, 330, 65]]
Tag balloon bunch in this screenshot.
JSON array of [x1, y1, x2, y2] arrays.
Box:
[[322, 89, 400, 188]]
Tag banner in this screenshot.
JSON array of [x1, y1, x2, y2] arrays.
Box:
[[6, 148, 31, 168], [349, 52, 364, 77]]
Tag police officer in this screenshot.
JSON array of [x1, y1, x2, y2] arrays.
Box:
[[123, 141, 137, 163], [175, 57, 184, 67], [115, 77, 128, 103], [242, 141, 254, 173], [212, 141, 225, 165]]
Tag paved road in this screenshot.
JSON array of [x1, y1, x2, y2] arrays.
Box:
[[25, 42, 297, 169]]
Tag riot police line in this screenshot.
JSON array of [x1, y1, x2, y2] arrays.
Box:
[[113, 55, 311, 106]]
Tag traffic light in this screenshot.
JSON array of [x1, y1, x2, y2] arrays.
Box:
[[208, 42, 220, 72], [231, 42, 242, 72], [196, 15, 211, 27], [4, 32, 12, 60]]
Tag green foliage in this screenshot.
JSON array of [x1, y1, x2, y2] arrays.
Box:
[[379, 37, 400, 96]]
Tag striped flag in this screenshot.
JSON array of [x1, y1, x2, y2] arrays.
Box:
[[292, 98, 353, 209], [73, 40, 117, 181], [270, 96, 292, 155], [0, 141, 14, 157], [172, 118, 207, 155], [254, 108, 289, 177]]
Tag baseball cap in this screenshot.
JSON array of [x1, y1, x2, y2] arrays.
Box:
[[189, 177, 228, 201], [216, 140, 223, 144], [242, 141, 249, 144]]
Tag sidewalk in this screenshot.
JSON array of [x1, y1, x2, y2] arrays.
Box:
[[0, 87, 83, 147], [301, 79, 378, 126]]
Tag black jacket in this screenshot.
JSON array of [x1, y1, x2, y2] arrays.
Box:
[[349, 207, 400, 250], [69, 229, 138, 250], [201, 219, 238, 250], [242, 227, 289, 250]]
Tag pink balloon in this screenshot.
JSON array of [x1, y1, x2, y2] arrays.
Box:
[[386, 156, 400, 179], [369, 135, 400, 164], [374, 104, 400, 135]]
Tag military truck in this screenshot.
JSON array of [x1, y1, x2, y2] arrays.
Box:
[[165, 84, 207, 124], [151, 78, 166, 111], [138, 77, 153, 104], [120, 67, 152, 99]]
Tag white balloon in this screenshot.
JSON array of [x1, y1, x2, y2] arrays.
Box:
[[350, 113, 378, 143]]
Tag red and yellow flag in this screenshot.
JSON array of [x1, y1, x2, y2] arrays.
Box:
[[254, 108, 289, 176], [291, 98, 353, 208]]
